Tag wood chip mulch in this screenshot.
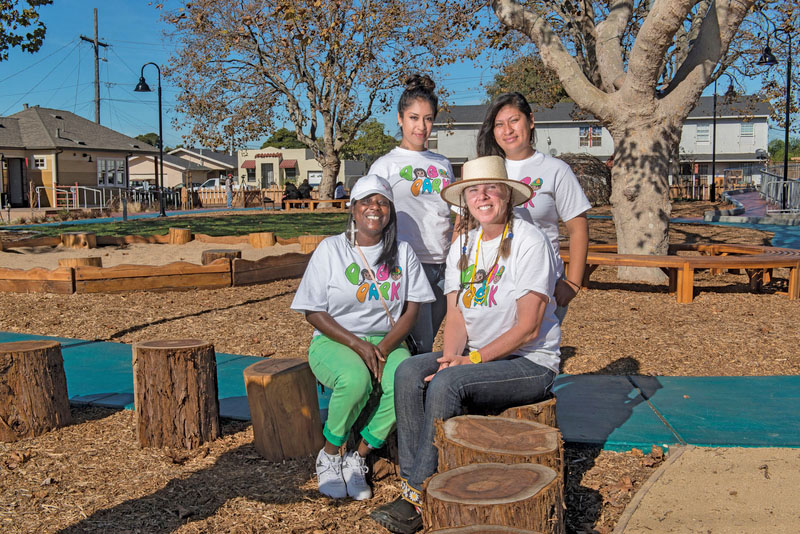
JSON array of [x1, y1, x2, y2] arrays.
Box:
[[2, 200, 798, 534]]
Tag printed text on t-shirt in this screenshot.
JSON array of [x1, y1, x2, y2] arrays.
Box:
[[460, 263, 505, 308], [399, 164, 451, 196], [345, 262, 403, 303]]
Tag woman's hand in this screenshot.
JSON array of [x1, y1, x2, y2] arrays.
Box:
[[424, 353, 470, 382], [351, 338, 386, 381], [554, 278, 580, 307]]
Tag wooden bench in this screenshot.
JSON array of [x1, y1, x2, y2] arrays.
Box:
[[562, 243, 800, 303], [283, 198, 347, 211]]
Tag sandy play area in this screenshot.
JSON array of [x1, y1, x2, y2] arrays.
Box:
[[0, 240, 303, 270]]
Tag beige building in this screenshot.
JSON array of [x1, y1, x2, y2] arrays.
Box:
[[238, 147, 366, 189], [0, 105, 157, 208]]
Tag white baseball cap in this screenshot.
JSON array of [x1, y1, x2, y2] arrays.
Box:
[[349, 174, 394, 204]]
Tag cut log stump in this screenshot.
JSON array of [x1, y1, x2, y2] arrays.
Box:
[[201, 249, 242, 265], [435, 415, 562, 474], [243, 358, 323, 462], [249, 232, 276, 248], [58, 257, 102, 268], [61, 232, 97, 249], [132, 339, 220, 449], [0, 340, 71, 442], [497, 396, 557, 428], [424, 463, 562, 534], [298, 235, 326, 254], [168, 227, 192, 245]]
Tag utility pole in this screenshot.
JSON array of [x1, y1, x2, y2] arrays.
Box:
[[80, 8, 108, 124]]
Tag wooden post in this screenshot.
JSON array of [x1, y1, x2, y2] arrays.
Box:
[[243, 358, 323, 462], [424, 463, 562, 534], [132, 339, 220, 449], [248, 232, 276, 248], [58, 257, 102, 268], [0, 340, 71, 442], [201, 249, 242, 265], [61, 232, 97, 249], [168, 227, 192, 245], [298, 235, 326, 254], [434, 416, 562, 474]]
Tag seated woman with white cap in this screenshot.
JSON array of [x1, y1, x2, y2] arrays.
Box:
[[291, 175, 435, 501], [370, 156, 561, 533]]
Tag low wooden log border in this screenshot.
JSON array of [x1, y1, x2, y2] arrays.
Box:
[[561, 242, 800, 303]]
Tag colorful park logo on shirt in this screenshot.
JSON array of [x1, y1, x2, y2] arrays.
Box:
[[459, 263, 505, 308], [399, 164, 451, 197], [519, 177, 543, 209], [345, 262, 403, 303]]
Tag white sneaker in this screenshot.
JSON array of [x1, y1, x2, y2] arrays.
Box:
[[315, 449, 347, 499], [342, 450, 372, 500]]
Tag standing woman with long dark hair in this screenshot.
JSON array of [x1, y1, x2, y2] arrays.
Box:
[[368, 74, 454, 353], [477, 92, 591, 321]]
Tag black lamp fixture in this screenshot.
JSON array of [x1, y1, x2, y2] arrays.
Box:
[[134, 63, 166, 217], [710, 72, 737, 201], [756, 14, 792, 211]]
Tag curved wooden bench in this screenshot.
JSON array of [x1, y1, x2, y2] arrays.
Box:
[[561, 243, 800, 303]]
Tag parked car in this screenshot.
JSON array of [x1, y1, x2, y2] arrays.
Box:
[[198, 178, 241, 190]]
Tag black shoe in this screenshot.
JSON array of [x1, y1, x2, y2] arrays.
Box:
[[369, 497, 422, 534]]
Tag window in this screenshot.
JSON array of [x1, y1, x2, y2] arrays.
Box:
[[740, 122, 754, 138], [246, 167, 256, 182], [33, 156, 47, 169], [97, 158, 126, 186], [579, 126, 602, 147], [696, 124, 710, 144]]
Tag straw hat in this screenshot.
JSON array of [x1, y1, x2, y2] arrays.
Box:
[[440, 156, 532, 206]]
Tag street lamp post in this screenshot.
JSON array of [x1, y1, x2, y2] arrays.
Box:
[[757, 20, 792, 211], [134, 63, 167, 217], [711, 74, 737, 202]]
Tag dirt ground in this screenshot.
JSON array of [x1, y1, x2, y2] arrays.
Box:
[[1, 201, 798, 534]]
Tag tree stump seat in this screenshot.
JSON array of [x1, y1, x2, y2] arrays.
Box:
[[168, 227, 192, 245], [132, 339, 220, 449], [298, 235, 326, 254], [243, 358, 323, 462], [201, 249, 242, 265], [58, 257, 103, 268], [424, 463, 561, 534], [61, 232, 97, 249], [0, 340, 71, 442], [248, 232, 276, 248], [429, 527, 542, 533]]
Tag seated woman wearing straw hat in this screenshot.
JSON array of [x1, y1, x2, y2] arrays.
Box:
[[291, 175, 435, 502], [370, 156, 561, 534]]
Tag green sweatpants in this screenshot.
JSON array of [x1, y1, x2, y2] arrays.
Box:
[[308, 334, 410, 449]]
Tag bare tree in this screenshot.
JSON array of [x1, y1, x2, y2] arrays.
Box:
[[489, 0, 769, 281], [164, 0, 469, 199]]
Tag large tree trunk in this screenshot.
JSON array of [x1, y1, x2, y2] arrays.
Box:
[[609, 120, 681, 282], [318, 155, 341, 200]]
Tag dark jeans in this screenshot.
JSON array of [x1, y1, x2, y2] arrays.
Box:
[[394, 351, 557, 492], [410, 263, 446, 354]]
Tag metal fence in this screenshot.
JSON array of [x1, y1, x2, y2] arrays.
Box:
[[760, 170, 800, 214], [35, 185, 108, 210]]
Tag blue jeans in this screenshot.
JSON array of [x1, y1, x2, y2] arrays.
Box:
[[410, 263, 446, 354], [226, 190, 233, 208], [394, 351, 557, 496]]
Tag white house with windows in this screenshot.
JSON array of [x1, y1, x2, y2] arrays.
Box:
[[432, 96, 770, 184], [237, 147, 366, 189], [0, 105, 157, 207]]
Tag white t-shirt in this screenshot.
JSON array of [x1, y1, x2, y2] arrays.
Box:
[[444, 217, 561, 372], [505, 152, 591, 276], [291, 234, 435, 338], [368, 147, 454, 264]]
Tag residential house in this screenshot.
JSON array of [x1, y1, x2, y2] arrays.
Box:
[[238, 147, 366, 189], [433, 96, 770, 184], [128, 148, 237, 189], [0, 105, 157, 208]]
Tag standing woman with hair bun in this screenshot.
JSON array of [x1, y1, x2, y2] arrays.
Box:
[[368, 74, 454, 353], [478, 92, 591, 322]]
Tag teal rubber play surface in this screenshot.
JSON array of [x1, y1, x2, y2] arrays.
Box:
[[3, 331, 799, 450]]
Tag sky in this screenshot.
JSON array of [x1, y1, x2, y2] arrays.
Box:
[[0, 1, 784, 150], [0, 0, 497, 150]]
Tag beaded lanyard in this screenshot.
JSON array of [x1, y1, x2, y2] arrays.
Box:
[[466, 222, 509, 303]]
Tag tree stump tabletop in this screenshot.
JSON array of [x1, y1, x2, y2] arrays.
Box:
[[60, 232, 97, 249], [424, 463, 561, 534], [132, 339, 220, 449], [0, 340, 71, 442], [435, 415, 562, 474], [201, 249, 242, 265]]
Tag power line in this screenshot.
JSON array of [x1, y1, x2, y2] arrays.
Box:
[[0, 39, 78, 82]]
